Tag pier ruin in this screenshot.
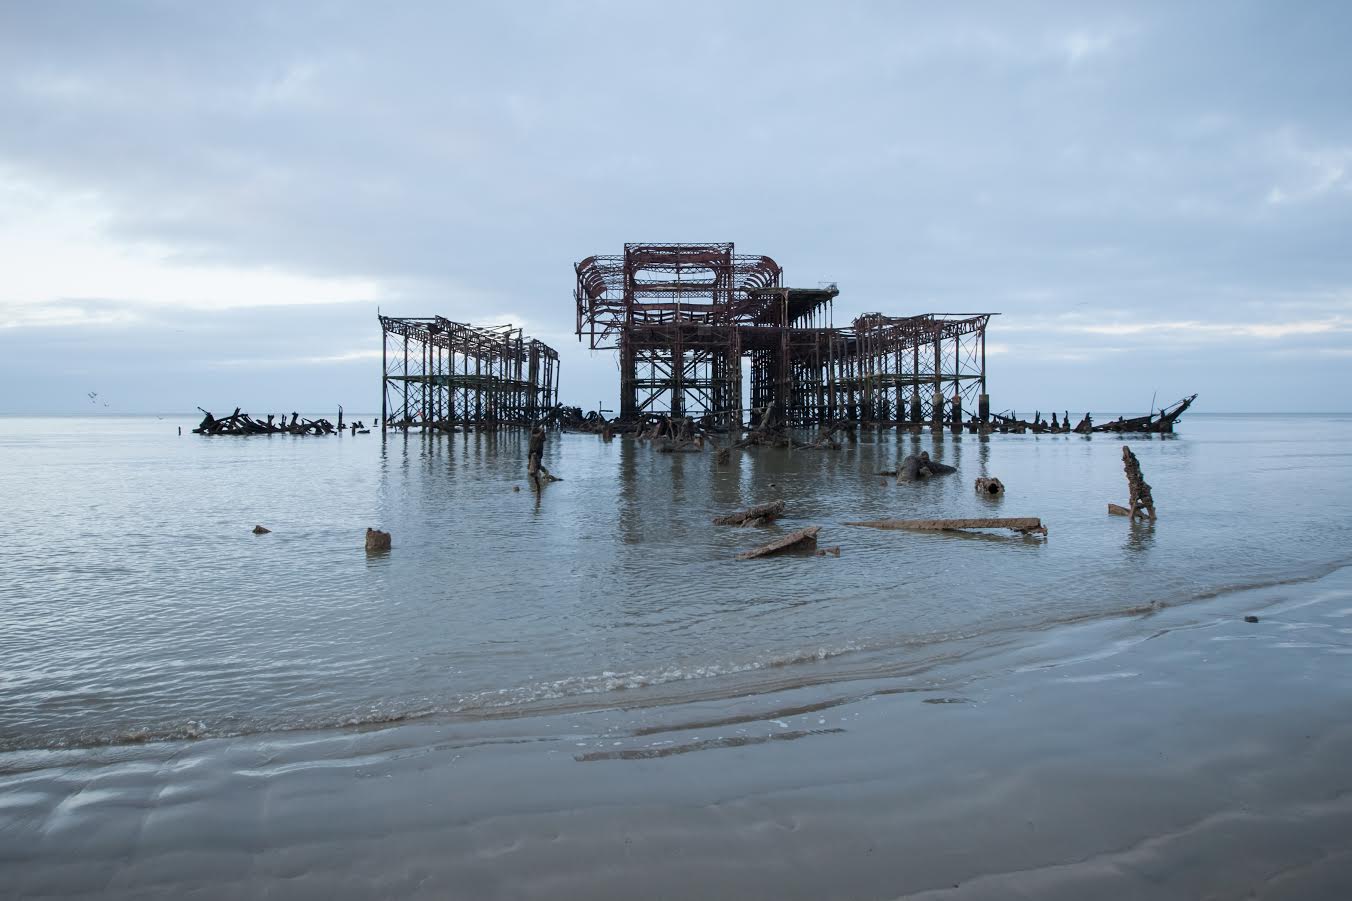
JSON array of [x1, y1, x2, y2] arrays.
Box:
[[379, 316, 559, 429], [575, 243, 993, 429]]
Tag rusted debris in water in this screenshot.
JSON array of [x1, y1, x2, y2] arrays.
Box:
[[528, 427, 562, 489], [1107, 502, 1130, 516], [897, 451, 957, 482], [714, 500, 785, 527], [252, 524, 271, 534], [733, 404, 845, 450], [975, 477, 1005, 496], [637, 415, 708, 452], [846, 517, 1047, 536], [815, 545, 842, 557], [193, 407, 337, 436], [994, 395, 1198, 435], [1120, 445, 1155, 520], [365, 528, 391, 552], [736, 526, 822, 560], [1097, 395, 1197, 434]]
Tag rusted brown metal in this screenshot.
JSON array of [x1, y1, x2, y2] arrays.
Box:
[[380, 316, 559, 430], [575, 242, 994, 429]]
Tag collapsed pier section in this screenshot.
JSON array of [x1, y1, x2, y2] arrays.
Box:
[[379, 316, 559, 429], [574, 243, 992, 428]]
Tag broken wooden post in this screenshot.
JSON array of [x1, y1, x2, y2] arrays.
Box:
[[713, 500, 785, 527], [1121, 445, 1156, 520], [1107, 503, 1130, 516], [845, 517, 1047, 536], [527, 427, 560, 488], [736, 526, 822, 559], [975, 477, 1004, 496]]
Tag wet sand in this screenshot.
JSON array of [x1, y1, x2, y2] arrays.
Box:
[[4, 566, 1352, 900]]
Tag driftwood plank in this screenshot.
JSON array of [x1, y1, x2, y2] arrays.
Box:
[[845, 517, 1046, 535], [736, 526, 821, 559], [714, 500, 786, 526]]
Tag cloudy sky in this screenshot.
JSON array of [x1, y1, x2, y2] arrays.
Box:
[[2, 1, 1350, 415]]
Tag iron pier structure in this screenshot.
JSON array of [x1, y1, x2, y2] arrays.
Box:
[[379, 316, 559, 429], [575, 243, 993, 429]]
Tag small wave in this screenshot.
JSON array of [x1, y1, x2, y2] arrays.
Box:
[[7, 559, 1352, 756]]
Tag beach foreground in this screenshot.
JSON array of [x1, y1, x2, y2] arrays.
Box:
[[4, 565, 1351, 900]]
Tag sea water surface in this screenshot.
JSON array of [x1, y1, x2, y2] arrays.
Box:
[[2, 413, 1350, 754]]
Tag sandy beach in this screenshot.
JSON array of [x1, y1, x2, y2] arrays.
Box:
[[5, 563, 1351, 900]]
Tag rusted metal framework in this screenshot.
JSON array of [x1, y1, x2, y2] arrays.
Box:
[[845, 313, 990, 426], [379, 315, 558, 429], [575, 243, 993, 428]]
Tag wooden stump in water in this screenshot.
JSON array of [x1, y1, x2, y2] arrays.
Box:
[[1121, 445, 1155, 520], [528, 427, 561, 489], [365, 528, 391, 552], [975, 477, 1004, 496]]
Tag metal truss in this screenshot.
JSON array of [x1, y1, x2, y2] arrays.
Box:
[[379, 315, 559, 429], [575, 243, 995, 428]]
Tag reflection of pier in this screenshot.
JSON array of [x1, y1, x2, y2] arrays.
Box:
[[575, 243, 993, 429], [379, 316, 559, 429]]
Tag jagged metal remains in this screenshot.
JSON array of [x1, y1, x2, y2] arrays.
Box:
[[575, 243, 992, 427], [379, 316, 559, 428]]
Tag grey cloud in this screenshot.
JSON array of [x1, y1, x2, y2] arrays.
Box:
[[2, 1, 1351, 413]]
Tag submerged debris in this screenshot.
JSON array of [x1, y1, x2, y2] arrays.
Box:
[[193, 407, 336, 436], [736, 526, 822, 560], [897, 451, 957, 481], [1120, 445, 1156, 520], [846, 517, 1047, 536], [975, 477, 1005, 496], [251, 525, 271, 535], [365, 528, 391, 552], [713, 500, 786, 527], [733, 403, 843, 451], [528, 427, 562, 489]]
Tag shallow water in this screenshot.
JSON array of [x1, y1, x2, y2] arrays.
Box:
[[2, 413, 1350, 752]]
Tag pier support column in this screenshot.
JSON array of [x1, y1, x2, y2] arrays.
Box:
[[910, 391, 921, 426], [978, 393, 990, 423], [950, 395, 962, 434], [931, 391, 945, 433]]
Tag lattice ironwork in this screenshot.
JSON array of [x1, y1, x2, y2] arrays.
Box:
[[576, 243, 994, 428], [380, 316, 559, 429]]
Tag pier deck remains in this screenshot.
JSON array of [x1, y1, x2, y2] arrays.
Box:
[[575, 243, 994, 430]]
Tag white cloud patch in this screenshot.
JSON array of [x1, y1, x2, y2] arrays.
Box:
[[0, 172, 388, 319], [211, 348, 383, 368], [1264, 129, 1352, 206], [1059, 29, 1119, 66], [1004, 314, 1352, 342]]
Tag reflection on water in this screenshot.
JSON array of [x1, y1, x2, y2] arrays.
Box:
[[1, 414, 1350, 752]]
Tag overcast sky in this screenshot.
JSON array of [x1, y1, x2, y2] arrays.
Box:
[[2, 1, 1350, 415]]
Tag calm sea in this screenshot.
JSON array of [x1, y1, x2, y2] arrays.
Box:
[[2, 413, 1350, 753]]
